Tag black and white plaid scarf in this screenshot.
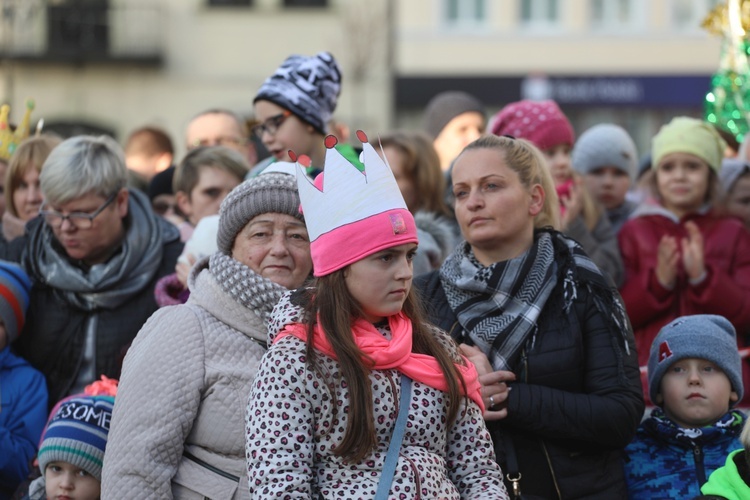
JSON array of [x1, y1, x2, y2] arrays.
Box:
[[440, 229, 628, 371]]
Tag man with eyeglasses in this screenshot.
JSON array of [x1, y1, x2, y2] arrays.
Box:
[[9, 135, 182, 406], [185, 108, 257, 167]]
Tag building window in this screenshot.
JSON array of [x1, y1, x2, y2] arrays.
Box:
[[590, 0, 645, 32], [520, 0, 560, 29], [671, 0, 722, 31], [283, 0, 327, 7], [444, 0, 485, 25], [207, 0, 252, 6]]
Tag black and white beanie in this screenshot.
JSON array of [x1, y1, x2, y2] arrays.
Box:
[[254, 52, 342, 135]]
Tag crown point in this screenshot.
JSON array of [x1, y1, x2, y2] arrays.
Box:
[[356, 130, 368, 143], [298, 154, 311, 168], [324, 135, 338, 149], [25, 99, 34, 110], [288, 150, 298, 162]]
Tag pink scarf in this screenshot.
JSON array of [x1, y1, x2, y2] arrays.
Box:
[[274, 312, 485, 412]]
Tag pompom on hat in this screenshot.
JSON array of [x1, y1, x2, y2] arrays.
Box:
[[490, 99, 575, 151], [254, 52, 342, 135], [648, 314, 743, 406], [423, 91, 485, 139], [295, 132, 418, 277], [572, 124, 638, 179], [651, 116, 727, 173], [217, 163, 303, 254], [0, 260, 31, 345]]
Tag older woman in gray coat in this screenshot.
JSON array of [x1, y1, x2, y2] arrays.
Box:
[[102, 164, 313, 499]]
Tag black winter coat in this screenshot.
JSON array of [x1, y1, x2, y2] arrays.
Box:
[[13, 217, 182, 407], [416, 270, 644, 500]]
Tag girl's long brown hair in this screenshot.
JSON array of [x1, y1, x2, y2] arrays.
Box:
[[303, 270, 467, 463]]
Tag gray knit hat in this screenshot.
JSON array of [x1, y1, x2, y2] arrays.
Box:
[[720, 158, 750, 193], [217, 163, 303, 254], [423, 91, 485, 139], [571, 124, 638, 179], [648, 314, 743, 405]]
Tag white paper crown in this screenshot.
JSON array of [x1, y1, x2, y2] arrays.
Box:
[[295, 131, 408, 242]]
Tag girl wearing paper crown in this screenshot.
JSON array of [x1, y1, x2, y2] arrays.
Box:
[[245, 132, 507, 499], [618, 117, 750, 404]]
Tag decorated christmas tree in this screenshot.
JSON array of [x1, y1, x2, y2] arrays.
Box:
[[704, 0, 750, 142]]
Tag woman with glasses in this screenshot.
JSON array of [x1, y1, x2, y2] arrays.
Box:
[[0, 135, 61, 253], [11, 135, 183, 406], [416, 135, 644, 498], [249, 51, 362, 178]]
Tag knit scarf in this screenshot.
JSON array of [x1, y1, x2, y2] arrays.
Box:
[[274, 311, 485, 411], [645, 407, 745, 448], [23, 189, 173, 311], [440, 228, 628, 372], [209, 251, 288, 324]]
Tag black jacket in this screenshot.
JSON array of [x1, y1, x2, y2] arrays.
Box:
[[416, 270, 644, 499], [13, 217, 182, 406]]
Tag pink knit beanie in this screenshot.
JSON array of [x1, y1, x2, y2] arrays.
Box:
[[490, 99, 575, 151]]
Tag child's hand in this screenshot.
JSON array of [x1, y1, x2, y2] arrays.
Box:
[[656, 235, 679, 288], [560, 178, 584, 229], [681, 221, 705, 282]]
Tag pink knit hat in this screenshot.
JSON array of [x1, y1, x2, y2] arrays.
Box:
[[489, 99, 575, 151], [295, 132, 418, 277]]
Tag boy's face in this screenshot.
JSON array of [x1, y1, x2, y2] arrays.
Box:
[[177, 166, 241, 226], [45, 461, 100, 500], [657, 357, 738, 428], [584, 166, 631, 210]]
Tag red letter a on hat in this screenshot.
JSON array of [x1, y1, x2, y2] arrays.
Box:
[[658, 341, 673, 363]]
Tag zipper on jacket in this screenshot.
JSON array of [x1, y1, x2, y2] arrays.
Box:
[[693, 444, 707, 486], [404, 455, 421, 500], [183, 450, 241, 482], [540, 439, 563, 499]]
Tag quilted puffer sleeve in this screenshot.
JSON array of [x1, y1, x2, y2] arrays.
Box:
[[102, 305, 206, 499], [245, 335, 315, 498]]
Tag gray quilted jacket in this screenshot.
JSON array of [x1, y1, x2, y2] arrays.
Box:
[[102, 257, 268, 499]]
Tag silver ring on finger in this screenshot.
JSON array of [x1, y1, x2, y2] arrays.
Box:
[[489, 395, 495, 408]]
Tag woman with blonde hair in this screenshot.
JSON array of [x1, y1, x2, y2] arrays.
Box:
[[417, 134, 643, 498], [1, 134, 61, 244]]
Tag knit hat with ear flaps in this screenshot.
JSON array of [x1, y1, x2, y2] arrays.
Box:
[[648, 314, 743, 407], [490, 99, 575, 151], [254, 52, 342, 136], [0, 260, 31, 345], [571, 124, 638, 179], [217, 163, 303, 254], [651, 117, 727, 173], [37, 394, 115, 481], [423, 91, 486, 139]]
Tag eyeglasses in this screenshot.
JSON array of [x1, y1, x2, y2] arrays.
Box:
[[252, 110, 292, 139], [40, 192, 117, 229], [188, 135, 248, 150]]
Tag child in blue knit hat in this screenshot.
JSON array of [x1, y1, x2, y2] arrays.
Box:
[[26, 377, 116, 500], [0, 260, 47, 499], [623, 314, 746, 500]]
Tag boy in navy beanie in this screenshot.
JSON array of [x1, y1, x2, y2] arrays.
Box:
[[623, 314, 746, 500], [0, 260, 47, 499]]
